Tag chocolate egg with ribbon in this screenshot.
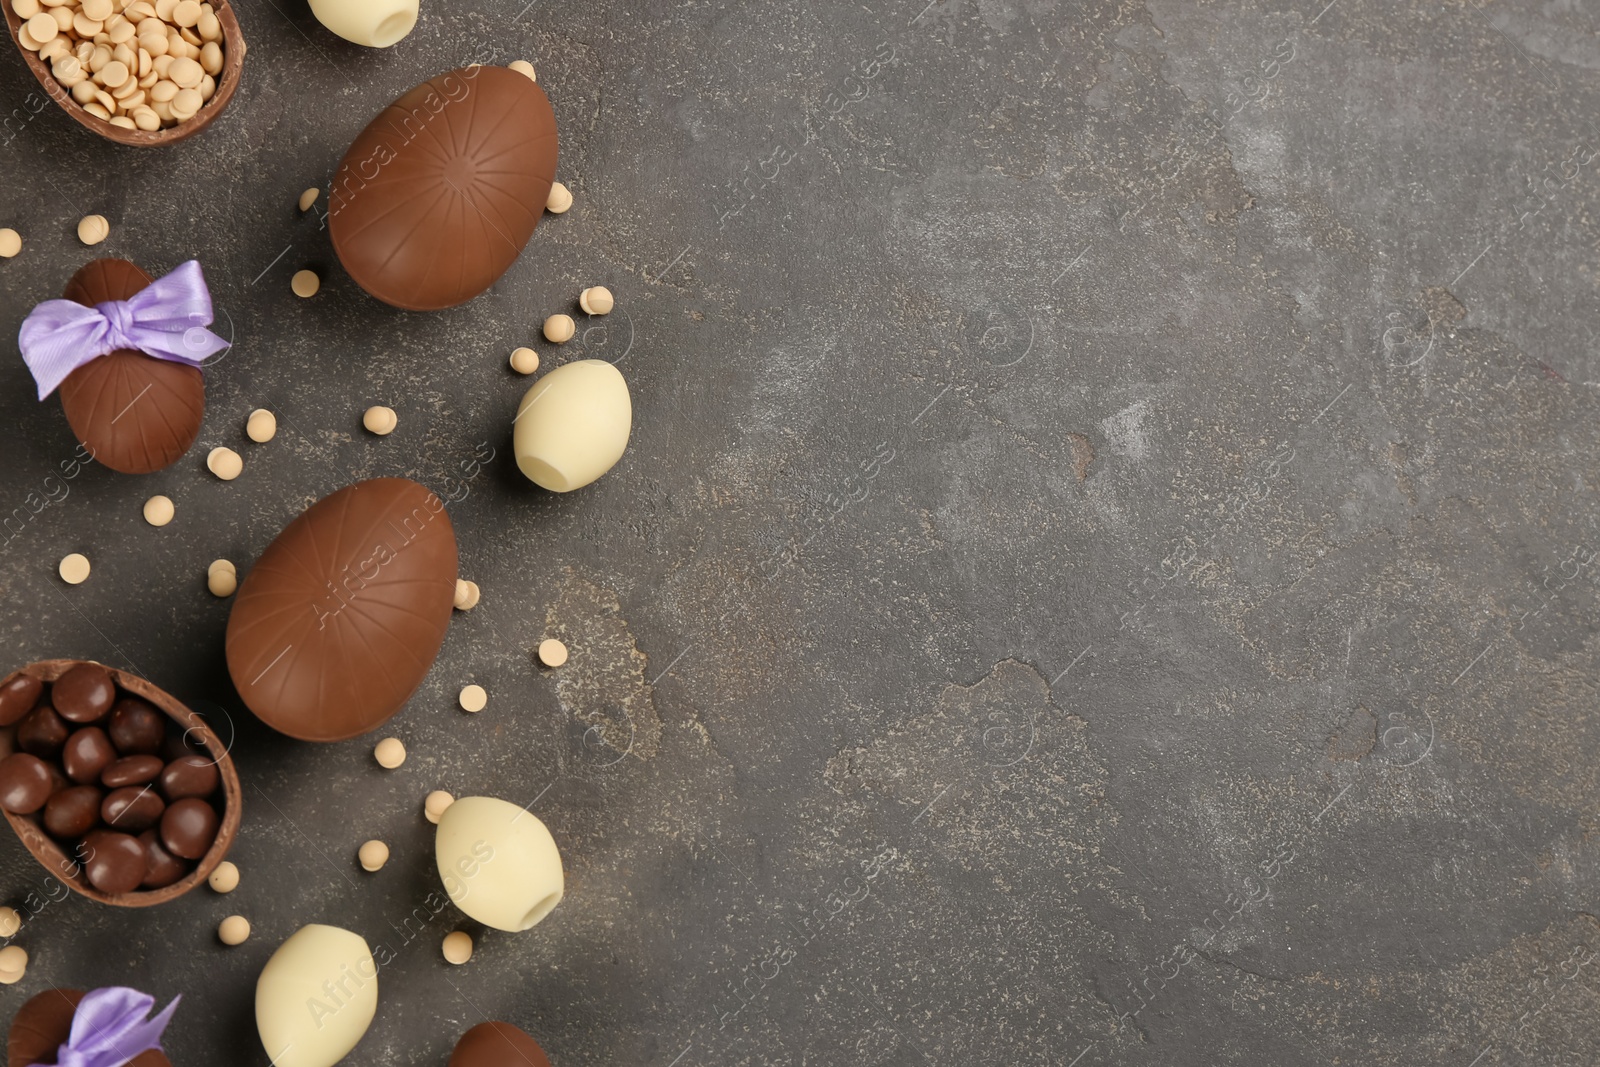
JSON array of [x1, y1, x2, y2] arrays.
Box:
[[7, 986, 178, 1067], [18, 259, 229, 475]]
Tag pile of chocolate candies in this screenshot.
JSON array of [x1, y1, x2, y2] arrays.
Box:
[[0, 665, 222, 893]]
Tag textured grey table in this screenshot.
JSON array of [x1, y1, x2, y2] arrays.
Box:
[[1, 0, 1599, 1063]]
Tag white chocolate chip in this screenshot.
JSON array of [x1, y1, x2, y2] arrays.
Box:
[[358, 839, 389, 871], [543, 314, 574, 343], [537, 638, 568, 668], [0, 229, 20, 258], [453, 579, 480, 610], [545, 181, 572, 214], [76, 213, 109, 245], [59, 552, 91, 584], [218, 914, 250, 945], [458, 684, 487, 713], [578, 286, 614, 315], [245, 408, 276, 442], [442, 931, 473, 965], [424, 790, 454, 824], [206, 445, 242, 480], [290, 269, 319, 297], [374, 737, 406, 769], [508, 346, 539, 375], [297, 187, 319, 213], [208, 860, 239, 892], [362, 406, 396, 435], [142, 494, 174, 526], [0, 906, 20, 938], [507, 59, 535, 81]]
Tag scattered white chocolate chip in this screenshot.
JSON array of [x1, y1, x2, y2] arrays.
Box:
[[218, 914, 251, 945], [142, 494, 174, 527], [358, 839, 389, 872], [208, 558, 237, 576], [537, 638, 568, 668], [507, 59, 535, 82], [362, 406, 397, 435], [543, 314, 575, 343], [0, 228, 20, 258], [441, 930, 473, 965], [207, 558, 237, 597], [208, 860, 239, 893], [0, 908, 19, 938], [453, 579, 480, 611], [0, 945, 27, 984], [291, 269, 319, 298], [424, 790, 454, 824], [509, 347, 539, 375], [298, 187, 319, 212], [374, 737, 406, 769], [59, 552, 91, 585], [246, 408, 277, 442], [545, 181, 572, 214], [458, 684, 487, 713], [77, 214, 108, 245], [206, 445, 242, 480], [578, 286, 613, 316]]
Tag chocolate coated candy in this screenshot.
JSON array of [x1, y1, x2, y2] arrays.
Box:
[[160, 797, 218, 860], [159, 755, 218, 800], [448, 1021, 552, 1067], [43, 785, 101, 837], [16, 706, 68, 759], [0, 754, 54, 814], [62, 727, 116, 784], [103, 786, 165, 832], [0, 676, 43, 727], [138, 829, 187, 889], [108, 698, 165, 755], [81, 829, 146, 894], [101, 755, 164, 788], [50, 664, 115, 724]]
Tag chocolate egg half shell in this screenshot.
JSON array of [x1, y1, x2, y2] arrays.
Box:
[[58, 260, 205, 475], [225, 478, 458, 741], [449, 1021, 552, 1067], [328, 66, 558, 311], [8, 989, 171, 1067]]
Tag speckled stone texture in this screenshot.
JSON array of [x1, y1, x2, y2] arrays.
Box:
[[0, 0, 1598, 1063]]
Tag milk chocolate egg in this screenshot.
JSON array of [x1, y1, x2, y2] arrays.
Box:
[[328, 66, 558, 310], [225, 478, 457, 741], [255, 925, 377, 1067], [57, 260, 206, 475], [449, 1021, 552, 1067], [8, 988, 174, 1067]]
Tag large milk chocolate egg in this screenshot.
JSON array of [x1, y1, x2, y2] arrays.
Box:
[[256, 925, 377, 1067], [449, 1021, 552, 1067], [225, 478, 457, 741], [58, 260, 206, 475], [8, 989, 171, 1067], [328, 66, 558, 310]]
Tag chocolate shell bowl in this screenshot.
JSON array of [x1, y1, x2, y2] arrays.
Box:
[[3, 0, 245, 147], [0, 660, 240, 907]]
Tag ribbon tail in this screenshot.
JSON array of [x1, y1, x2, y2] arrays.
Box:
[[18, 301, 113, 401]]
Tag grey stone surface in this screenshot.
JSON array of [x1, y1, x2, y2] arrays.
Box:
[[1, 0, 1599, 1062]]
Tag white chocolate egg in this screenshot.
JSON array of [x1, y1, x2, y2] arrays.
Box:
[[512, 360, 632, 492], [256, 924, 378, 1067], [436, 795, 564, 932]]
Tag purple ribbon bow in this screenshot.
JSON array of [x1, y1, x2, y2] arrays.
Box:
[[31, 987, 180, 1067], [18, 259, 229, 400]]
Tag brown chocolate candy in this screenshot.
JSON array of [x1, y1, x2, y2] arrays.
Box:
[[0, 754, 54, 815], [159, 755, 218, 800], [103, 786, 165, 832], [226, 478, 458, 741], [108, 698, 165, 755], [15, 706, 68, 760], [50, 664, 115, 724], [62, 727, 116, 784], [81, 829, 146, 894], [137, 830, 187, 889], [329, 67, 558, 311], [0, 676, 43, 727], [57, 260, 206, 476], [448, 1021, 552, 1067], [42, 785, 101, 837], [159, 797, 218, 860], [101, 755, 164, 788], [7, 989, 174, 1067]]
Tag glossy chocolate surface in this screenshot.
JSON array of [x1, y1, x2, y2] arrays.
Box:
[[0, 754, 53, 815], [43, 785, 101, 837], [159, 755, 219, 800], [103, 786, 166, 832], [226, 477, 458, 741], [62, 727, 115, 784], [448, 1021, 552, 1067], [329, 67, 558, 311], [16, 706, 68, 760], [0, 677, 42, 727], [107, 699, 166, 755], [101, 755, 164, 788], [57, 260, 206, 476], [159, 797, 218, 860], [81, 829, 146, 894], [138, 830, 187, 889], [50, 664, 115, 724]]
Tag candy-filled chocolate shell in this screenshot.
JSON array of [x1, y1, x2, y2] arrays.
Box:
[[0, 660, 240, 907], [7, 988, 175, 1067], [57, 260, 206, 476], [226, 478, 458, 741], [449, 1021, 553, 1067], [329, 66, 558, 311]]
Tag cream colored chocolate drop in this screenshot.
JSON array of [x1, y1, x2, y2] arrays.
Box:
[[77, 214, 109, 245], [458, 684, 487, 713], [436, 796, 564, 932], [0, 228, 19, 257], [0, 906, 20, 938], [219, 914, 251, 945], [209, 860, 240, 892], [509, 346, 539, 375], [298, 187, 319, 212], [59, 552, 90, 584], [246, 408, 277, 442], [513, 360, 633, 492], [208, 561, 237, 597], [142, 494, 175, 527], [374, 737, 406, 769], [542, 314, 574, 343], [362, 405, 397, 435], [537, 638, 567, 667], [545, 181, 572, 214], [578, 286, 613, 315], [291, 269, 319, 298], [507, 59, 535, 81], [358, 839, 389, 871], [207, 445, 243, 480], [255, 924, 378, 1067], [0, 945, 27, 984], [453, 579, 480, 610], [424, 790, 454, 824], [441, 930, 473, 964]]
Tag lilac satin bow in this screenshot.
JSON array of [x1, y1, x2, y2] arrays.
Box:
[[31, 987, 180, 1067], [18, 259, 229, 400]]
